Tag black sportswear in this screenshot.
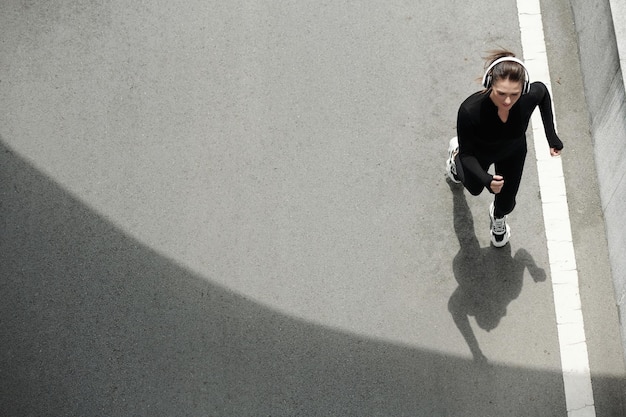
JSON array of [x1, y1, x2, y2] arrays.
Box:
[[456, 81, 563, 188]]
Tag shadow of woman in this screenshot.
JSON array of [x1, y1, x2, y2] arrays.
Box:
[[447, 180, 546, 364]]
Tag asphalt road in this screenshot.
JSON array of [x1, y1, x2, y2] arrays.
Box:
[[1, 0, 624, 416]]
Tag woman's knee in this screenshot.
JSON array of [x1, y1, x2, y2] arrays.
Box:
[[465, 185, 483, 196]]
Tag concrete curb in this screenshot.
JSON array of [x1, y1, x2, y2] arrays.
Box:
[[610, 0, 626, 94], [569, 0, 626, 358]]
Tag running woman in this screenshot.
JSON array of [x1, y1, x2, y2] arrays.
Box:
[[446, 49, 563, 247]]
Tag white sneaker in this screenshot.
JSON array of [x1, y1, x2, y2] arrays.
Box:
[[489, 202, 510, 247], [446, 137, 460, 183]]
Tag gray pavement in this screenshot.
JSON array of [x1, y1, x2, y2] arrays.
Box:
[[0, 0, 624, 416]]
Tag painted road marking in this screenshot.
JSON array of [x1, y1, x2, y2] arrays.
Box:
[[516, 1, 597, 416]]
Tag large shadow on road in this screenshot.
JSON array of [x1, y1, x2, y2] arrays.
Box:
[[0, 139, 621, 416], [447, 180, 546, 363]]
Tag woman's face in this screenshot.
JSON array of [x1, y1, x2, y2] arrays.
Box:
[[489, 78, 523, 111]]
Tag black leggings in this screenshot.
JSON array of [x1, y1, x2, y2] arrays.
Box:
[[454, 147, 527, 218]]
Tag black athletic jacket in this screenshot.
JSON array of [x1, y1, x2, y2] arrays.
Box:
[[456, 81, 564, 187]]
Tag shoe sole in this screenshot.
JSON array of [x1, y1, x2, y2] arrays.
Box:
[[446, 138, 460, 183]]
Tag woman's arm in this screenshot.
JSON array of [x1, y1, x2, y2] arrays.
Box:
[[533, 82, 564, 153], [457, 106, 495, 188]]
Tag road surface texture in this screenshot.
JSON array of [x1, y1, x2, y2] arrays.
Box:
[[1, 0, 624, 416]]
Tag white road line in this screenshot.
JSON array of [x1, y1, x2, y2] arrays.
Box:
[[516, 1, 597, 416]]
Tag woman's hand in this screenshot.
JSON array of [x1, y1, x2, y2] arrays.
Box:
[[490, 175, 504, 194], [550, 147, 561, 157]]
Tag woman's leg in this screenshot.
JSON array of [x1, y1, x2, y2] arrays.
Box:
[[455, 154, 489, 196], [493, 147, 528, 217]]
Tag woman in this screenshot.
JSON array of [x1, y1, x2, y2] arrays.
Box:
[[446, 49, 563, 247]]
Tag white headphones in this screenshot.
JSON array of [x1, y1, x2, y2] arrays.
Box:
[[482, 56, 531, 94]]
